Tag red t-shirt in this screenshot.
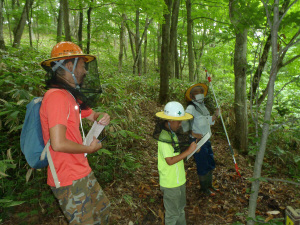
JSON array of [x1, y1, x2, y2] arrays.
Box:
[[40, 89, 93, 187]]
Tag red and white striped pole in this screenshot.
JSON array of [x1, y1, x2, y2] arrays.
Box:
[[205, 68, 241, 177]]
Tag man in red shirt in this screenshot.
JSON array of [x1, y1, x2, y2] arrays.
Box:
[[40, 41, 110, 224]]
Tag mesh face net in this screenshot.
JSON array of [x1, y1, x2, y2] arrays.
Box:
[[82, 59, 102, 94], [42, 58, 102, 109], [81, 60, 102, 106], [152, 118, 191, 152]]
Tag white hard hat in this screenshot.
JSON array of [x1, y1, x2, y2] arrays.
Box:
[[156, 101, 193, 121]]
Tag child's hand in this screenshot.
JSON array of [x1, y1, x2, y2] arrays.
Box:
[[188, 141, 197, 154], [194, 139, 201, 153]]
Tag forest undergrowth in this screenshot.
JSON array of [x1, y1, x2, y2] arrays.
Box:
[[0, 46, 299, 225], [107, 100, 300, 225], [2, 98, 299, 225]]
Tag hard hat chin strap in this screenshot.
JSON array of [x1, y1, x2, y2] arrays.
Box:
[[52, 58, 80, 90]]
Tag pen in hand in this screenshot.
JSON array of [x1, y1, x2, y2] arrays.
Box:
[[98, 136, 107, 143]]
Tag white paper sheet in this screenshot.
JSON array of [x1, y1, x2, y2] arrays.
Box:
[[186, 132, 211, 160], [83, 121, 105, 146]]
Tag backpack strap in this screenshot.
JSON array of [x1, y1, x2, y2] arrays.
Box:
[[46, 142, 60, 188], [40, 140, 60, 188], [40, 141, 48, 161]]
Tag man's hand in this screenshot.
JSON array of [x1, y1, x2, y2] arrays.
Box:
[[94, 112, 110, 126], [88, 136, 103, 154]]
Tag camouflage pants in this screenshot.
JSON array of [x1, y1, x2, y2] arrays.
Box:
[[51, 172, 110, 225]]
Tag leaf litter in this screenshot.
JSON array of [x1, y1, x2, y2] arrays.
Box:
[[108, 100, 299, 224], [2, 100, 298, 225]]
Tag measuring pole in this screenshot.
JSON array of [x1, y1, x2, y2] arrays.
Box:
[[205, 68, 241, 177]]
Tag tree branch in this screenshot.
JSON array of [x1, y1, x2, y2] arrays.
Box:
[[262, 177, 300, 186], [274, 75, 300, 98], [281, 54, 300, 67], [279, 28, 300, 56], [261, 0, 272, 29], [278, 0, 298, 25], [69, 2, 117, 10], [133, 18, 153, 67], [269, 117, 298, 134], [193, 3, 223, 7], [198, 0, 227, 5], [192, 16, 230, 25]]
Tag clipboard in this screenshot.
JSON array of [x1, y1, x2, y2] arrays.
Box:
[[186, 132, 211, 160], [83, 121, 105, 146]]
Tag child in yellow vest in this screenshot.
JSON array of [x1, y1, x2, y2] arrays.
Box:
[[155, 101, 197, 225]]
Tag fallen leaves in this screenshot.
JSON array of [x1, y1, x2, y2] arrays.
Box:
[[107, 102, 300, 224]]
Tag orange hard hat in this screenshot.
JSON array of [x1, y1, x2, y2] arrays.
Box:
[[184, 83, 208, 102], [40, 41, 96, 68]]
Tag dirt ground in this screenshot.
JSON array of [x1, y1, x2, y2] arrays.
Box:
[[107, 101, 299, 225], [2, 101, 299, 225]]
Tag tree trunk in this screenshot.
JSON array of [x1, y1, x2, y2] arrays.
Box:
[[194, 29, 206, 81], [133, 18, 153, 75], [233, 29, 248, 153], [169, 0, 180, 78], [124, 14, 136, 67], [57, 0, 63, 43], [124, 32, 127, 60], [159, 0, 172, 104], [249, 34, 271, 101], [153, 37, 156, 68], [12, 0, 34, 48], [157, 23, 161, 71], [118, 14, 125, 73], [86, 0, 93, 54], [179, 38, 183, 78], [4, 0, 12, 45], [134, 9, 142, 75], [186, 0, 194, 82], [0, 0, 5, 50], [250, 1, 290, 103], [143, 18, 148, 75], [175, 42, 179, 79], [247, 2, 280, 224], [27, 0, 33, 47], [62, 0, 71, 42], [179, 19, 186, 79], [78, 2, 83, 49], [11, 0, 20, 34], [254, 0, 292, 106], [229, 0, 248, 153]]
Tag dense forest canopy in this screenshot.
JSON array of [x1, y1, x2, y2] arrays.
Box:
[[0, 0, 299, 224]]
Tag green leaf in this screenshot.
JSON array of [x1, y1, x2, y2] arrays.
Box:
[[119, 130, 128, 138], [97, 149, 112, 156], [5, 201, 25, 207], [0, 199, 12, 203], [125, 130, 144, 140], [9, 111, 19, 119], [0, 111, 12, 116]]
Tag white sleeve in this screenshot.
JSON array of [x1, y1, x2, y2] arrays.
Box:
[[208, 116, 215, 125], [182, 105, 195, 132], [182, 120, 190, 132], [185, 105, 195, 115]]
